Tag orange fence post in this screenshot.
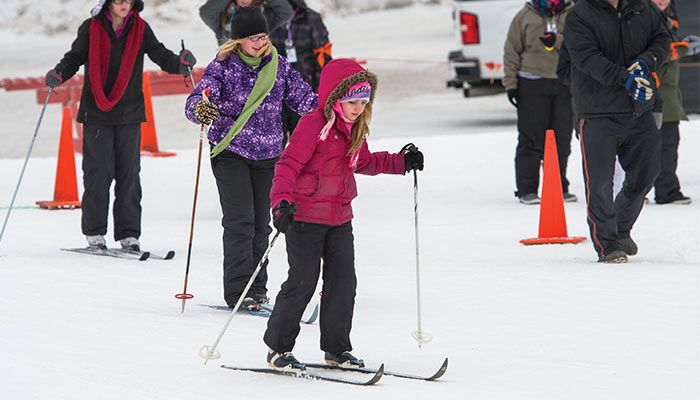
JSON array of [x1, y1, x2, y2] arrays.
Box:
[[140, 72, 176, 157], [520, 129, 585, 245], [36, 106, 81, 209]]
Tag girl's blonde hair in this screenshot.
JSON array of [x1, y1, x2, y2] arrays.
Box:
[[217, 38, 273, 61], [348, 102, 372, 156]]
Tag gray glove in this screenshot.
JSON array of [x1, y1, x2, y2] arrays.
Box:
[[682, 35, 700, 56], [653, 112, 663, 130]]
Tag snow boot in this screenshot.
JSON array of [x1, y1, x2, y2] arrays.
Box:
[[620, 237, 638, 256], [518, 193, 540, 205], [86, 235, 106, 249], [563, 192, 578, 203], [119, 237, 140, 252], [267, 349, 305, 372], [599, 250, 628, 264], [324, 351, 365, 369]]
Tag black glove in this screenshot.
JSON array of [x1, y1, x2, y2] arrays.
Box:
[[539, 33, 556, 50], [45, 70, 63, 88], [507, 89, 518, 108], [401, 143, 424, 172], [272, 200, 296, 233], [178, 49, 197, 75], [194, 99, 220, 125]]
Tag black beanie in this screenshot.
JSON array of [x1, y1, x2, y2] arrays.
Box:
[[230, 7, 269, 40]]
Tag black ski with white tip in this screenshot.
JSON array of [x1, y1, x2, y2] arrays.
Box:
[[221, 363, 384, 386], [304, 357, 448, 381], [61, 247, 150, 261], [120, 248, 175, 260]]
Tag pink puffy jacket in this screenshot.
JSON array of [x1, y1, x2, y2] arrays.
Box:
[[270, 59, 405, 226]]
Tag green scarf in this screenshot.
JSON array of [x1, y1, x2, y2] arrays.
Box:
[[210, 46, 279, 158]]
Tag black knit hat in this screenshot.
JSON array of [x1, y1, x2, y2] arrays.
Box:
[[230, 7, 269, 40]]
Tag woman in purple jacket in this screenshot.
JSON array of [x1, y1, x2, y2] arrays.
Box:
[[185, 7, 316, 310]]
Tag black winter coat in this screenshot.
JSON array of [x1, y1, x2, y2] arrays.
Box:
[[270, 0, 331, 90], [561, 0, 669, 118], [53, 15, 181, 125]]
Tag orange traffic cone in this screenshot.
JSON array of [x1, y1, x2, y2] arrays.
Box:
[[141, 72, 176, 157], [36, 106, 81, 209], [520, 129, 585, 245]]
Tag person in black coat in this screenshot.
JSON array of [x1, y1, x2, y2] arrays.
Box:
[[45, 0, 197, 250], [561, 0, 670, 263], [270, 0, 332, 139]]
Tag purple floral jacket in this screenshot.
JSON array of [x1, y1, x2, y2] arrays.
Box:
[[185, 52, 317, 160]]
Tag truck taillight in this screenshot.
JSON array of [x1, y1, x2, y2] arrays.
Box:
[[459, 12, 480, 45]]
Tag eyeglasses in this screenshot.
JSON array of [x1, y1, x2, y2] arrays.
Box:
[[247, 34, 269, 43], [112, 0, 134, 5]]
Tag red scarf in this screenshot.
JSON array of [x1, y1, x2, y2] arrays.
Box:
[[88, 13, 145, 112]]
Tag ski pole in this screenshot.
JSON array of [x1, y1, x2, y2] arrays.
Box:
[[406, 144, 432, 347], [200, 230, 282, 364], [0, 87, 53, 247], [176, 42, 207, 313]]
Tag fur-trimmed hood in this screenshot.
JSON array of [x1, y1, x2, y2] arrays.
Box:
[[317, 59, 378, 121], [91, 0, 145, 17]]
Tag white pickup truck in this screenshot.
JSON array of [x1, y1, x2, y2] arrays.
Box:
[[446, 0, 523, 97]]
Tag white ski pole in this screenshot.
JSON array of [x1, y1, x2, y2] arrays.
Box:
[[200, 230, 282, 364], [0, 87, 53, 247], [406, 144, 432, 347]]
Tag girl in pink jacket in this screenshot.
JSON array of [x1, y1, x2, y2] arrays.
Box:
[[262, 59, 424, 372]]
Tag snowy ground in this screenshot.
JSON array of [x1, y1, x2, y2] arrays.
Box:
[[1, 3, 699, 400]]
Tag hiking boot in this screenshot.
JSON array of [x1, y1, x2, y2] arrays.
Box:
[[86, 235, 106, 249], [599, 250, 628, 264], [620, 237, 638, 256], [518, 193, 540, 205], [563, 192, 578, 203], [324, 351, 365, 369], [267, 349, 305, 372], [119, 237, 140, 252]]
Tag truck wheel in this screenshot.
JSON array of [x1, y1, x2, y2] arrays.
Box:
[[462, 88, 471, 98]]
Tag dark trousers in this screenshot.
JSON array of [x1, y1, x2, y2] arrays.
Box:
[[81, 123, 142, 241], [515, 78, 573, 196], [264, 221, 356, 354], [653, 122, 683, 203], [578, 113, 661, 258], [210, 150, 275, 307]]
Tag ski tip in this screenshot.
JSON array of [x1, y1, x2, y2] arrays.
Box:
[[139, 252, 151, 261], [426, 357, 449, 381], [366, 363, 384, 385], [303, 303, 319, 324], [164, 250, 176, 260]]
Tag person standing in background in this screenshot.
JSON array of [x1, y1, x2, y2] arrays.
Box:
[[200, 0, 293, 45], [270, 0, 332, 140], [504, 0, 577, 205]]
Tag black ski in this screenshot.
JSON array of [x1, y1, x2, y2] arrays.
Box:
[[221, 363, 384, 386], [199, 303, 319, 324], [120, 248, 175, 260], [303, 357, 448, 381], [61, 247, 150, 261]]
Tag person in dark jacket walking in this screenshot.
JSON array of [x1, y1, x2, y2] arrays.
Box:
[[649, 0, 697, 205], [199, 0, 293, 45], [45, 0, 197, 251], [270, 0, 332, 139], [262, 59, 424, 372], [504, 0, 576, 205], [561, 0, 670, 263], [185, 7, 316, 309]]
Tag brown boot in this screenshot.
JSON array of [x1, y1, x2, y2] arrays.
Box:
[[600, 250, 628, 263]]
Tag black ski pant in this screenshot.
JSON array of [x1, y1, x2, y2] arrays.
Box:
[[210, 150, 275, 307], [515, 78, 573, 197], [264, 221, 356, 354], [281, 104, 301, 147], [578, 113, 661, 258], [81, 123, 142, 241], [653, 122, 683, 203]]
